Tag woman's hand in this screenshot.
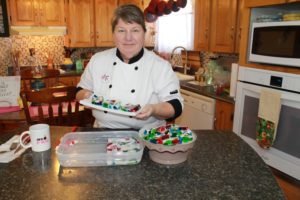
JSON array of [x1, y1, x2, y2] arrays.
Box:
[[134, 102, 175, 120], [76, 89, 92, 100], [76, 89, 93, 110], [135, 104, 154, 120]]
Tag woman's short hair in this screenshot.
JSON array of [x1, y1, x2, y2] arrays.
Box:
[[111, 4, 146, 32]]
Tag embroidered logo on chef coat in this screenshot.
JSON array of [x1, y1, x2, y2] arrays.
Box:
[[101, 74, 110, 81]]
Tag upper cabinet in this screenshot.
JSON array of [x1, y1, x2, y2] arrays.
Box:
[[194, 0, 241, 53], [244, 0, 300, 7], [235, 0, 244, 54], [67, 0, 95, 47], [95, 0, 118, 47], [9, 0, 65, 26], [66, 0, 152, 48], [210, 0, 238, 53], [118, 0, 143, 8], [193, 0, 210, 51]]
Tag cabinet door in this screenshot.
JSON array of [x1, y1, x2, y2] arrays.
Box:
[[215, 100, 234, 131], [118, 0, 143, 8], [95, 0, 117, 47], [244, 0, 286, 7], [234, 0, 244, 53], [67, 0, 95, 47], [210, 0, 238, 53], [39, 0, 65, 26], [194, 0, 211, 51], [9, 0, 38, 25]]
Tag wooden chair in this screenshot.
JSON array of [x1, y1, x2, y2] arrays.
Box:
[[20, 69, 61, 91], [20, 86, 94, 127]]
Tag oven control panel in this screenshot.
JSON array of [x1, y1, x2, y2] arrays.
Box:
[[238, 66, 300, 93]]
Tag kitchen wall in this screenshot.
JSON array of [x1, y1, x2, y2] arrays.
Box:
[[0, 37, 11, 75], [0, 35, 238, 76], [0, 35, 65, 76], [169, 50, 238, 73], [0, 35, 109, 76]]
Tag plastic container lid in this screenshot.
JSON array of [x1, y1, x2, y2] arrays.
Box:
[[56, 131, 144, 167]]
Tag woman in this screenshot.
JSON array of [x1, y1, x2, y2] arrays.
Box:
[[76, 4, 183, 129]]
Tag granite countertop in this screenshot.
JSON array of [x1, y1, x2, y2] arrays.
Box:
[[0, 126, 284, 200], [58, 69, 82, 77], [20, 66, 83, 77], [180, 80, 235, 104]]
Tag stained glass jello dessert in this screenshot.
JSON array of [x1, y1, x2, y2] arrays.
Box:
[[140, 124, 197, 165], [141, 124, 194, 146], [91, 94, 141, 113]]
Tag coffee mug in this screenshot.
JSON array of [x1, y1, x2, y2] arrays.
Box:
[[20, 124, 51, 152]]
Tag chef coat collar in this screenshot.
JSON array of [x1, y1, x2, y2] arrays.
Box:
[[116, 48, 144, 64]]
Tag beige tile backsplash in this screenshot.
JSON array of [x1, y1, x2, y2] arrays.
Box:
[[0, 35, 65, 76], [0, 37, 12, 76], [0, 35, 238, 76]]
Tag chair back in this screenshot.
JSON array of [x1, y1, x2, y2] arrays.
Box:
[[20, 69, 60, 91], [20, 86, 93, 126]]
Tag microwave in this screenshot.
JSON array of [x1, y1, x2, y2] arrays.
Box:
[[249, 21, 300, 67]]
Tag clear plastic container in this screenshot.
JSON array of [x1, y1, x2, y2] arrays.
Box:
[[56, 131, 144, 167]]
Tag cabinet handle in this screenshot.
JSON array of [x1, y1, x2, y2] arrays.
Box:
[[214, 117, 217, 130], [230, 113, 234, 121], [205, 28, 208, 38], [231, 26, 234, 40]]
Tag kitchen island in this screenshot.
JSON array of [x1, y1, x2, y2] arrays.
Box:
[[0, 126, 284, 200]]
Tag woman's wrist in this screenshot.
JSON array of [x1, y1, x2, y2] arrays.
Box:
[[76, 89, 92, 100], [151, 102, 175, 120]]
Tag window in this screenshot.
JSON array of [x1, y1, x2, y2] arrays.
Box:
[[155, 0, 194, 53]]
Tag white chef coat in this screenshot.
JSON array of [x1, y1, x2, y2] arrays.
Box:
[[78, 47, 183, 129]]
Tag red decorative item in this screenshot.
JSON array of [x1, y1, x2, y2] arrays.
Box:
[[169, 0, 180, 12], [176, 0, 187, 8], [144, 0, 185, 20], [164, 1, 173, 14], [144, 7, 158, 23], [147, 0, 160, 14], [156, 1, 166, 16]]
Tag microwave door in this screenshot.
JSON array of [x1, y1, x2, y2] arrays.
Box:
[[249, 21, 300, 67], [233, 81, 300, 180]]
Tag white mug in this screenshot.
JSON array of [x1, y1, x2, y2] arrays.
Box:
[[20, 124, 51, 152]]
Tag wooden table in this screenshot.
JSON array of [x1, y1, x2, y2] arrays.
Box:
[[0, 109, 27, 134]]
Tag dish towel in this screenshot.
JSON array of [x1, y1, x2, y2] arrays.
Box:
[[0, 135, 27, 163], [256, 89, 281, 149]]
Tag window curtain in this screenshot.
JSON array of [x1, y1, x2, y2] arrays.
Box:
[[155, 0, 195, 53]]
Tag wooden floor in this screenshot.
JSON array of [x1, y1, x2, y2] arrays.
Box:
[[271, 168, 300, 200]]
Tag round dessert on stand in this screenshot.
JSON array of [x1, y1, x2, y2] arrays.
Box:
[[140, 124, 197, 165]]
